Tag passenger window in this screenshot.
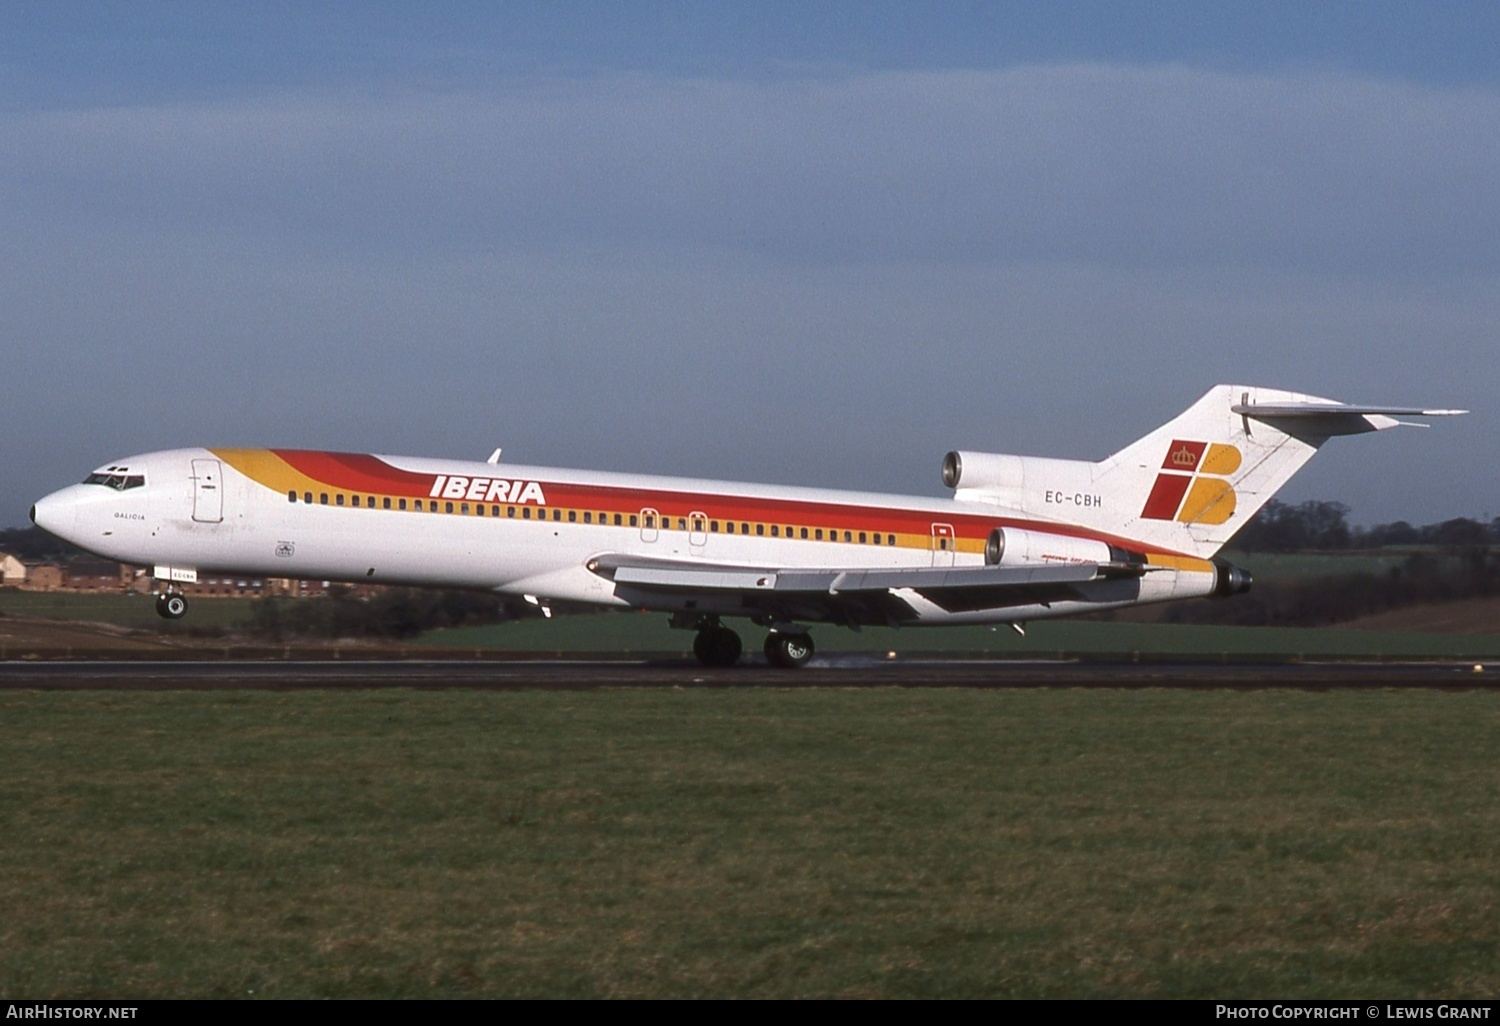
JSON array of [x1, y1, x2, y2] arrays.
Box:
[[553, 509, 561, 521], [493, 505, 501, 517], [507, 506, 515, 518], [399, 498, 408, 510], [678, 518, 687, 530], [800, 527, 808, 539], [725, 522, 734, 534], [304, 492, 313, 504], [844, 531, 852, 542], [477, 503, 485, 516], [770, 525, 779, 537], [288, 490, 296, 502], [569, 510, 577, 523], [615, 513, 623, 526], [741, 523, 750, 534], [872, 532, 881, 545], [630, 515, 639, 527], [888, 534, 896, 546], [859, 532, 867, 544], [320, 493, 329, 505], [755, 524, 764, 536], [815, 529, 823, 540], [461, 503, 469, 514], [383, 497, 392, 510], [336, 494, 345, 506], [523, 507, 531, 519]]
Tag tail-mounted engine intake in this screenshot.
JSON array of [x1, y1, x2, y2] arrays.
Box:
[[943, 449, 1099, 510], [1211, 559, 1254, 598], [943, 450, 1023, 491]]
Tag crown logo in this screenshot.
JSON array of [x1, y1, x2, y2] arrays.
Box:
[[1171, 446, 1198, 468]]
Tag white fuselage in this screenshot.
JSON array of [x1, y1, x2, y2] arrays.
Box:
[[31, 447, 1215, 628]]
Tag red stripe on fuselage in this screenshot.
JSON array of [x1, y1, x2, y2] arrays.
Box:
[[273, 450, 435, 494], [264, 450, 1189, 557]]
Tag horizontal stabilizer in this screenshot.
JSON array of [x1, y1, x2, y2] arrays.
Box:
[[1230, 400, 1467, 435]]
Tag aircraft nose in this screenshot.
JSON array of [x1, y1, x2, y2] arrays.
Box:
[[30, 488, 79, 541]]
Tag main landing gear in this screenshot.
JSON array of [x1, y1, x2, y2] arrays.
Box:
[[692, 619, 743, 667], [684, 615, 816, 668], [763, 631, 815, 669], [155, 591, 187, 620]]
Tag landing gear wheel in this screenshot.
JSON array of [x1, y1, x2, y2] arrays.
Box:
[[156, 594, 187, 620], [764, 632, 814, 668], [693, 625, 743, 667]]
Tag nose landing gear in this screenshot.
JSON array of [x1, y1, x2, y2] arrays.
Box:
[[155, 592, 188, 620]]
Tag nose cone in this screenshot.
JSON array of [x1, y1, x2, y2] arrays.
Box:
[[30, 487, 81, 544]]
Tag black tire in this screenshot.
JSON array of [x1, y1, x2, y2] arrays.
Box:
[[764, 632, 814, 668], [693, 626, 743, 667], [157, 594, 187, 620]]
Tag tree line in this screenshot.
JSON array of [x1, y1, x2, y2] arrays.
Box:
[[1231, 499, 1498, 553]]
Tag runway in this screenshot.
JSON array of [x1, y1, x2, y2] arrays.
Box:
[[0, 658, 1493, 690]]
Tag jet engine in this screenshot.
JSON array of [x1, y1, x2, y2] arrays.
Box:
[[942, 450, 1022, 491], [984, 526, 1114, 568]]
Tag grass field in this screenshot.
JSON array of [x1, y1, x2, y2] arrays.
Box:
[[418, 614, 1500, 660], [1219, 550, 1417, 580], [2, 687, 1497, 998], [5, 587, 1499, 661], [0, 592, 257, 630]]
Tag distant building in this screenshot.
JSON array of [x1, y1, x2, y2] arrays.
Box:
[[8, 556, 377, 601], [0, 553, 25, 586], [63, 558, 133, 593], [23, 564, 63, 592]]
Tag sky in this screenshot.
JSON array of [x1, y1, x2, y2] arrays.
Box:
[[3, 2, 1497, 529]]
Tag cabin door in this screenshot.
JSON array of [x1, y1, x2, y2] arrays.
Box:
[[930, 522, 956, 567], [191, 459, 224, 523]]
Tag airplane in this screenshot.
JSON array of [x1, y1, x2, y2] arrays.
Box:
[[29, 385, 1464, 667]]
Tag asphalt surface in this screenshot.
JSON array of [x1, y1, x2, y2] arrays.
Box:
[[0, 658, 1494, 690]]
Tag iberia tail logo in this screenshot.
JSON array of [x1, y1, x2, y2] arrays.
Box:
[[1140, 440, 1241, 524]]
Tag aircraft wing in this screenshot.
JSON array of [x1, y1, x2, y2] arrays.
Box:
[[587, 554, 1126, 625]]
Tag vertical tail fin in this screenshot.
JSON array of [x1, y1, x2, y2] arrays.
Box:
[[1095, 384, 1463, 557]]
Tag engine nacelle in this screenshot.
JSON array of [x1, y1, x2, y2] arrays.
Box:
[[943, 450, 1023, 491], [984, 526, 1113, 568], [943, 450, 1099, 510]]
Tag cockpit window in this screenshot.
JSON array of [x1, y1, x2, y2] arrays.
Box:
[[83, 472, 145, 491]]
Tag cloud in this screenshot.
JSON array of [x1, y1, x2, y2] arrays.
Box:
[[7, 65, 1499, 270], [2, 64, 1496, 525]]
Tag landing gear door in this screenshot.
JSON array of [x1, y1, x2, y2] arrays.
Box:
[[191, 459, 224, 523]]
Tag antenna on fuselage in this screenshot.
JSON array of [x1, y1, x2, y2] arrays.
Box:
[[487, 448, 503, 464]]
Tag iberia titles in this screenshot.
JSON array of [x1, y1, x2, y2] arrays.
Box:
[[429, 475, 547, 505]]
